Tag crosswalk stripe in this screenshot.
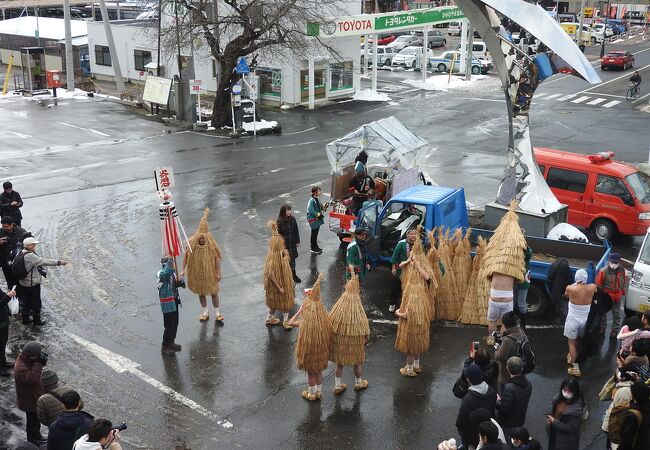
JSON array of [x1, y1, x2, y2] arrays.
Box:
[[571, 96, 591, 104], [535, 92, 548, 98], [603, 100, 621, 108], [558, 94, 577, 101], [545, 93, 561, 100], [587, 98, 607, 105]]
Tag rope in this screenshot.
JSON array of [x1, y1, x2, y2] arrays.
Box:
[[86, 78, 141, 100]]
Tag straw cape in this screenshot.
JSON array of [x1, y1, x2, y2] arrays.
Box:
[[482, 202, 527, 282], [264, 221, 295, 312], [409, 226, 437, 321], [329, 275, 370, 366], [432, 228, 460, 321], [186, 208, 222, 295], [458, 236, 488, 325], [295, 274, 333, 373], [395, 257, 432, 355], [452, 228, 472, 304]]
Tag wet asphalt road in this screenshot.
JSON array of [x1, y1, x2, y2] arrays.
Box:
[[0, 36, 649, 450]]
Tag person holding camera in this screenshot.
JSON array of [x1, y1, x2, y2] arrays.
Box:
[[73, 419, 124, 450], [0, 181, 24, 227], [306, 186, 328, 255], [18, 237, 68, 326], [14, 341, 48, 445]]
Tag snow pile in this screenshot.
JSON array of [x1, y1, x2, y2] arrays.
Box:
[[243, 119, 277, 132], [402, 74, 491, 92], [0, 88, 91, 101], [352, 89, 391, 102], [547, 223, 589, 244]]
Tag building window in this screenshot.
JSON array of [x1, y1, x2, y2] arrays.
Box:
[[94, 45, 111, 66], [134, 49, 152, 71], [256, 67, 281, 97], [330, 61, 353, 91]]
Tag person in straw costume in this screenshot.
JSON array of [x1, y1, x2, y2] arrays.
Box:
[[409, 226, 437, 322], [263, 221, 295, 330], [329, 273, 370, 395], [458, 236, 488, 325], [390, 227, 419, 313], [482, 202, 527, 342], [430, 228, 460, 321], [288, 273, 332, 401], [395, 231, 434, 377], [452, 228, 472, 305], [180, 208, 224, 322]]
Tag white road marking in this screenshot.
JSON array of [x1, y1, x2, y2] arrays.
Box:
[[544, 93, 561, 100], [587, 98, 607, 105], [8, 131, 32, 138], [66, 331, 234, 430], [578, 63, 650, 94], [534, 92, 548, 98], [603, 100, 621, 108], [570, 96, 590, 103], [558, 94, 577, 101], [58, 122, 110, 137], [400, 88, 422, 94], [581, 92, 627, 99], [283, 126, 317, 135], [633, 91, 650, 103]]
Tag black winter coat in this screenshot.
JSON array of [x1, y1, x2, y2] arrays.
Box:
[[456, 385, 497, 448], [0, 190, 23, 222], [47, 410, 95, 450], [618, 404, 649, 450], [518, 439, 542, 450], [0, 288, 11, 328], [0, 225, 27, 263], [548, 259, 572, 304], [464, 356, 500, 393], [545, 394, 584, 450], [496, 374, 532, 428], [479, 441, 504, 450], [277, 216, 300, 258], [576, 288, 612, 364]]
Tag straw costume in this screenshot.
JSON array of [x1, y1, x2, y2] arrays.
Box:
[[181, 208, 224, 322], [263, 221, 295, 329], [395, 235, 433, 377], [290, 273, 333, 401], [329, 274, 370, 394], [458, 236, 488, 325], [409, 226, 437, 321], [432, 228, 460, 321], [452, 228, 472, 305], [481, 202, 527, 336]]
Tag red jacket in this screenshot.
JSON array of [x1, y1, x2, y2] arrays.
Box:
[[13, 354, 44, 412], [596, 266, 627, 302]]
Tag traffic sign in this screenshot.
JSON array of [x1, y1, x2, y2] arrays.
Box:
[[236, 57, 250, 74], [245, 74, 259, 101], [189, 79, 206, 95], [232, 83, 242, 95]]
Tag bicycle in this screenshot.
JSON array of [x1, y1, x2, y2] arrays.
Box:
[[626, 82, 640, 101]]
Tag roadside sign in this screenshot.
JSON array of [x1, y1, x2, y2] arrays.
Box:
[[232, 83, 242, 95], [307, 6, 465, 38], [189, 79, 206, 95], [245, 74, 259, 100], [139, 71, 145, 77], [236, 57, 250, 74], [155, 167, 175, 191], [142, 75, 172, 105]]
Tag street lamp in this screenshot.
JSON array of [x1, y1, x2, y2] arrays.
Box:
[[600, 0, 611, 58]]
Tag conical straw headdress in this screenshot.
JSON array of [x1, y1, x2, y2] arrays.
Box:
[[264, 220, 295, 312], [186, 208, 221, 295], [329, 274, 370, 365], [482, 201, 526, 282], [295, 273, 332, 372]]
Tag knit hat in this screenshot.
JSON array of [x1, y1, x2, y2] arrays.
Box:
[[609, 252, 621, 263], [464, 363, 483, 385], [41, 369, 59, 390], [21, 341, 42, 359]]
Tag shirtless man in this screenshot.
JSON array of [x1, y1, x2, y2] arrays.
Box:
[[487, 273, 515, 340], [564, 269, 597, 377]]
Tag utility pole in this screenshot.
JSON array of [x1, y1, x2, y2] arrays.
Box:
[[576, 0, 586, 47], [600, 0, 611, 57], [98, 0, 125, 92], [465, 23, 474, 80], [63, 0, 74, 91]]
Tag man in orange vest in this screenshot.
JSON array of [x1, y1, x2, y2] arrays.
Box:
[[596, 252, 627, 338]]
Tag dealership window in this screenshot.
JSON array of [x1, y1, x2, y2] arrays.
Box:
[[256, 67, 281, 97], [547, 168, 588, 193], [330, 61, 353, 91], [94, 45, 111, 66], [134, 49, 152, 71]]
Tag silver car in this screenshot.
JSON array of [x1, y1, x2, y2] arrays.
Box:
[[411, 30, 447, 48], [360, 45, 398, 67], [392, 46, 434, 69]]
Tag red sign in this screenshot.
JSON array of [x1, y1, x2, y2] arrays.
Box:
[[337, 19, 373, 33], [140, 71, 145, 77]]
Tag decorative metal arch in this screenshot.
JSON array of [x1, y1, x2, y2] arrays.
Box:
[[453, 0, 601, 214]]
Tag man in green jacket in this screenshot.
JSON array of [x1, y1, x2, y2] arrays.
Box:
[[346, 229, 369, 281], [306, 186, 328, 255]]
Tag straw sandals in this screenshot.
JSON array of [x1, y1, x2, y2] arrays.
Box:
[[400, 367, 417, 377], [334, 383, 347, 395], [266, 317, 281, 326], [198, 312, 209, 322], [301, 390, 319, 401], [353, 379, 369, 391]]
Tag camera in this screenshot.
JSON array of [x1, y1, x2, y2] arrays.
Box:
[[176, 278, 186, 289], [37, 266, 47, 278], [491, 331, 502, 346], [38, 351, 48, 366], [113, 422, 128, 432]]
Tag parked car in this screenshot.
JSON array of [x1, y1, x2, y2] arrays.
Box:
[[391, 46, 433, 69], [360, 45, 398, 67], [559, 22, 592, 45], [602, 18, 626, 35], [455, 41, 491, 60], [601, 50, 634, 70], [591, 23, 614, 43], [367, 34, 397, 45], [411, 29, 446, 48], [429, 51, 492, 74], [534, 147, 650, 242], [448, 20, 462, 36], [387, 35, 422, 51]]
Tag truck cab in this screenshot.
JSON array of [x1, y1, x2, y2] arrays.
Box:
[[355, 185, 469, 265]]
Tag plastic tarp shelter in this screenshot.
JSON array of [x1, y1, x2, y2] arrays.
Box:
[[325, 116, 428, 174]]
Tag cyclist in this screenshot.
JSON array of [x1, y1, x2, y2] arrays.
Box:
[[630, 71, 642, 89]]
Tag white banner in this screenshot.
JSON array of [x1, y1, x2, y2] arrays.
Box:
[[155, 166, 175, 191]]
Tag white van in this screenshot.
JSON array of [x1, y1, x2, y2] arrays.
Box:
[[627, 228, 650, 315], [448, 21, 462, 36], [456, 41, 491, 60]]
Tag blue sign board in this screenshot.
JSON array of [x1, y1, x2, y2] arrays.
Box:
[[236, 57, 250, 74]]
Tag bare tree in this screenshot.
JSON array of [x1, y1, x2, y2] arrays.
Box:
[[163, 0, 345, 128]]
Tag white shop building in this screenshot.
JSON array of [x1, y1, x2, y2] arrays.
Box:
[[86, 3, 362, 106]]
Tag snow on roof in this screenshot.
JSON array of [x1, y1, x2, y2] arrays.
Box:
[[0, 17, 87, 41]]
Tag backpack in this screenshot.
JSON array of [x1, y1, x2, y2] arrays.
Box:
[[11, 251, 30, 280], [608, 406, 642, 445], [505, 333, 536, 374]]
